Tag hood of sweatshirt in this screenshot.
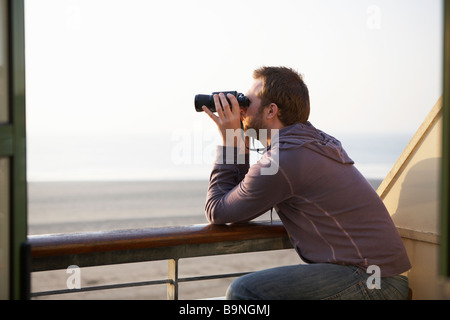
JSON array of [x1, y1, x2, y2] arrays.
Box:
[[271, 121, 354, 165]]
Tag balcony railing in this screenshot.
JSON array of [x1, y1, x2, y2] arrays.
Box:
[[28, 221, 292, 299]]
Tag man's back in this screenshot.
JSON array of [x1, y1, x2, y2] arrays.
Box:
[[272, 122, 411, 276]]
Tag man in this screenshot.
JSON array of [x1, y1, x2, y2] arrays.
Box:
[[201, 66, 411, 300]]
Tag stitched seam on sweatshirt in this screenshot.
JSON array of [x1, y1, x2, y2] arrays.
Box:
[[299, 211, 337, 262], [295, 195, 364, 261], [277, 165, 294, 196]]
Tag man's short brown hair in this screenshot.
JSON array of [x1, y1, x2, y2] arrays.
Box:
[[253, 66, 310, 125]]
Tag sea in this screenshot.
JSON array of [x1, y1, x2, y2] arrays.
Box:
[[27, 132, 411, 235]]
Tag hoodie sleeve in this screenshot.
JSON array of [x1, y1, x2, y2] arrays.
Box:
[[205, 146, 292, 224]]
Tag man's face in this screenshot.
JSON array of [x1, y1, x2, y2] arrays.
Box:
[[241, 78, 267, 132]]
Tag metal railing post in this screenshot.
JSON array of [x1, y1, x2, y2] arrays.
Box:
[[167, 258, 178, 300]]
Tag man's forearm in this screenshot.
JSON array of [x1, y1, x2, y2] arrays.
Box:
[[205, 146, 250, 224]]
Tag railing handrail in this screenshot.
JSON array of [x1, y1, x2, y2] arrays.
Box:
[[29, 221, 288, 257], [28, 221, 292, 272]]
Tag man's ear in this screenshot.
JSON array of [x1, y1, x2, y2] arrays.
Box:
[[266, 103, 280, 120]]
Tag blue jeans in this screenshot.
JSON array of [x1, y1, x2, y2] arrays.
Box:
[[226, 263, 409, 300]]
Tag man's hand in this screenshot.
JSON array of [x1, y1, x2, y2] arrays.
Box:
[[202, 93, 244, 147]]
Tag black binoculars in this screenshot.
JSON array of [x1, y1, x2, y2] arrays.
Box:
[[194, 91, 250, 112]]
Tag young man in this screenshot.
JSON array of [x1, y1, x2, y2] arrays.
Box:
[[201, 66, 411, 300]]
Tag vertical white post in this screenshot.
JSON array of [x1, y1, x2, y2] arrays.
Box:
[[167, 259, 178, 300]]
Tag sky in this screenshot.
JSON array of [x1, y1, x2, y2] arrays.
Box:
[[24, 0, 444, 181]]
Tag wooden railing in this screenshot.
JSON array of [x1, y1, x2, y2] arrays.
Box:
[[28, 221, 292, 299]]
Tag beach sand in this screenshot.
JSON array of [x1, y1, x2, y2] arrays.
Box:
[[29, 179, 382, 300]]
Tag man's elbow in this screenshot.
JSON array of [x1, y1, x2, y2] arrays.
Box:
[[207, 216, 227, 225], [205, 209, 226, 225], [205, 202, 228, 225]]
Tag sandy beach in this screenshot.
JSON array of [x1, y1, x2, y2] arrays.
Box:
[[29, 179, 382, 300]]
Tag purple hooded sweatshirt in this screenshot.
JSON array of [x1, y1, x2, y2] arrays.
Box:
[[205, 121, 411, 277]]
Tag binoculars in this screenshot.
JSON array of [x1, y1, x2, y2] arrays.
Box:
[[194, 91, 250, 112]]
